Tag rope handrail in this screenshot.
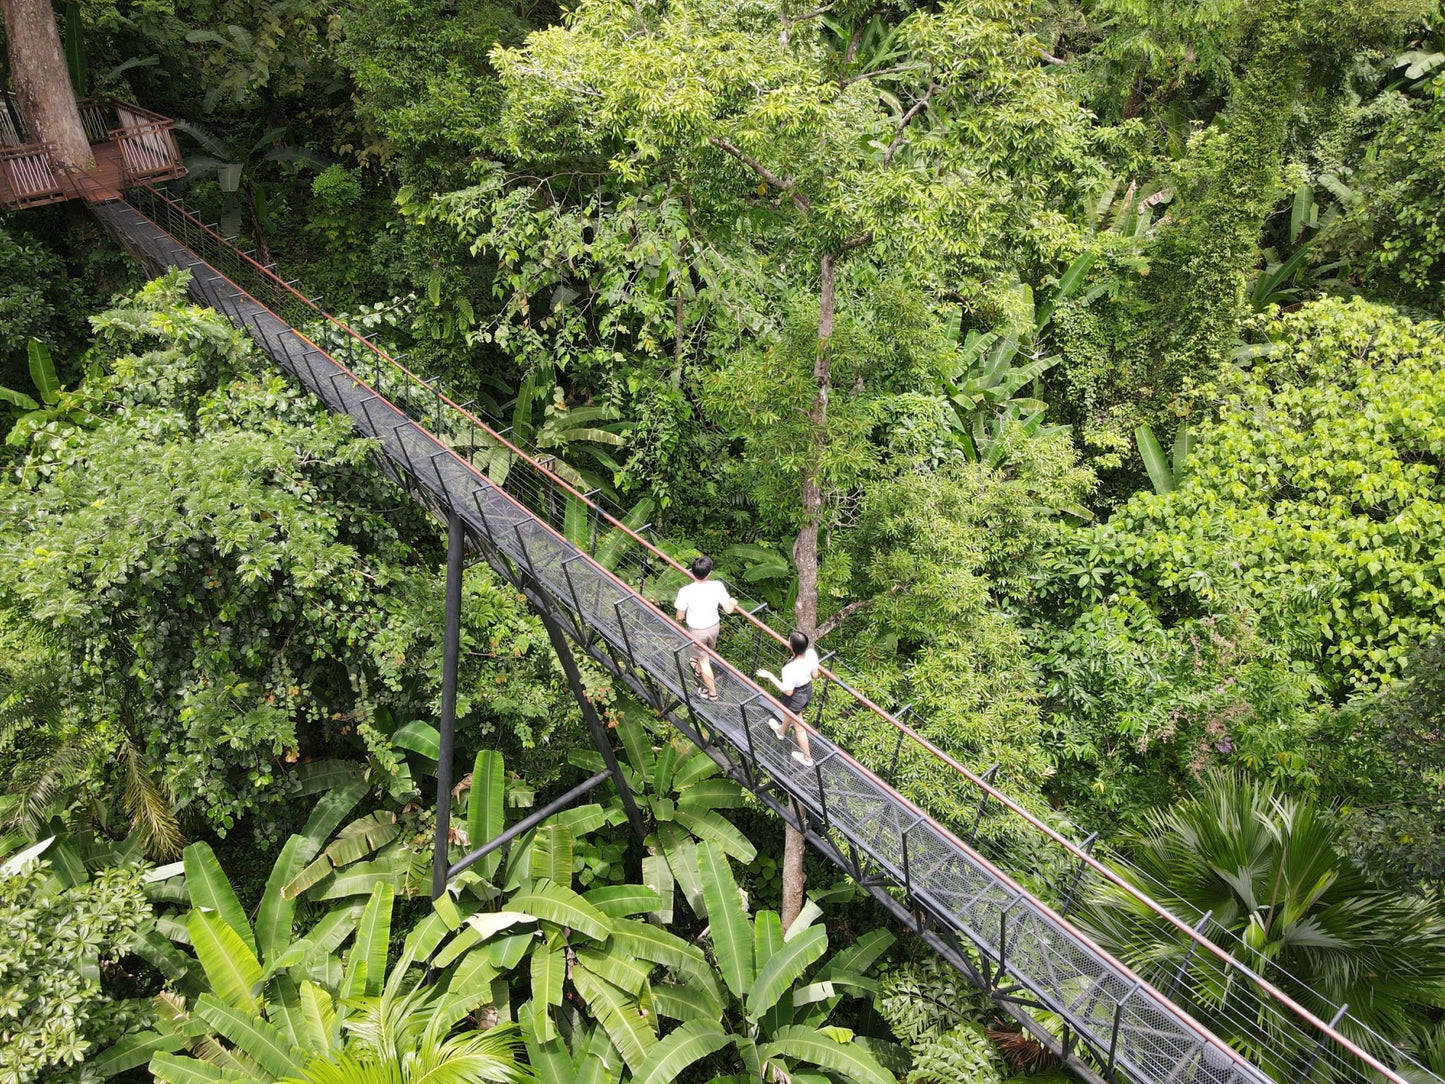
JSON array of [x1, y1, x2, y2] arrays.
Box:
[[117, 181, 1416, 1084]]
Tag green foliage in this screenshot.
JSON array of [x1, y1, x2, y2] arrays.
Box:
[[1315, 635, 1445, 888], [0, 839, 154, 1084], [1328, 75, 1445, 309], [0, 274, 569, 837], [875, 955, 999, 1084], [1078, 773, 1445, 1074], [1035, 298, 1445, 810]]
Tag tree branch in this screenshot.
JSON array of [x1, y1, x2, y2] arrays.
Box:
[[839, 229, 873, 252], [839, 62, 923, 89], [1039, 49, 1066, 65], [708, 135, 811, 211], [883, 83, 934, 166], [817, 582, 907, 638]]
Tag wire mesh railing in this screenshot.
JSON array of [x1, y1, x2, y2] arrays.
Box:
[[89, 181, 1425, 1084]]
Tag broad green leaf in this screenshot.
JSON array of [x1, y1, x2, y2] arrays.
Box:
[[595, 497, 655, 571], [577, 944, 651, 994], [27, 338, 60, 406], [467, 749, 505, 879], [530, 943, 565, 1042], [256, 835, 306, 967], [391, 719, 439, 760], [673, 807, 752, 858], [86, 1031, 184, 1076], [632, 1019, 730, 1084], [463, 910, 539, 941], [642, 853, 674, 924], [572, 967, 656, 1071], [784, 899, 823, 941], [760, 1024, 895, 1084], [670, 750, 720, 791], [187, 909, 262, 1012], [511, 878, 612, 941], [149, 1052, 228, 1083], [697, 841, 753, 998], [297, 981, 336, 1054], [0, 386, 38, 410], [530, 823, 573, 885], [616, 712, 653, 777], [651, 980, 724, 1022], [748, 925, 827, 1020], [677, 778, 745, 810], [184, 843, 255, 954], [654, 823, 703, 917], [193, 993, 304, 1078], [267, 974, 306, 1054], [1135, 424, 1174, 495], [342, 883, 394, 999], [584, 884, 665, 917], [754, 910, 783, 971], [817, 929, 894, 983]]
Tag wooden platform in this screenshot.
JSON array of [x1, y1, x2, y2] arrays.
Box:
[[0, 102, 185, 210]]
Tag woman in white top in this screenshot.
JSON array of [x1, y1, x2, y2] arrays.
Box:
[[756, 630, 819, 767]]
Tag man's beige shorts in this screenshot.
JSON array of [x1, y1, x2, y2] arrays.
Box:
[[688, 622, 720, 663]]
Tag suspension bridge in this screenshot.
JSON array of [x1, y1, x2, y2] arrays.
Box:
[[77, 180, 1417, 1084]]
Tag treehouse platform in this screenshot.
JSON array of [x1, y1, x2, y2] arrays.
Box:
[[0, 96, 185, 211]]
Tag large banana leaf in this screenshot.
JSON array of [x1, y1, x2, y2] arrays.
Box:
[[697, 841, 754, 999], [256, 835, 306, 968], [674, 806, 756, 863], [193, 993, 304, 1079], [650, 980, 724, 1022], [187, 910, 262, 1013], [467, 749, 506, 880], [1135, 423, 1175, 495], [748, 925, 827, 1021], [583, 885, 665, 918], [530, 824, 573, 885], [184, 844, 255, 954], [510, 879, 612, 942], [653, 822, 704, 917], [571, 966, 656, 1071], [632, 1020, 730, 1084], [530, 941, 566, 1042], [760, 1024, 895, 1084], [149, 1050, 233, 1083], [341, 883, 394, 1000]]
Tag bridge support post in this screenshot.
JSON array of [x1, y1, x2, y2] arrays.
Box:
[[431, 510, 465, 901], [537, 609, 648, 849]]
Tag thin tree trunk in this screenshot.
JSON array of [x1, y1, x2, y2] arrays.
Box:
[[781, 250, 837, 930], [0, 0, 92, 171], [791, 250, 835, 638]]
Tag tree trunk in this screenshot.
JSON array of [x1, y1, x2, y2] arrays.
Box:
[[791, 250, 835, 638], [781, 250, 837, 930], [0, 0, 92, 171]]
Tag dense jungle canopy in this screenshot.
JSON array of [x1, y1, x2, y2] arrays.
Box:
[[3, 0, 1445, 1080]]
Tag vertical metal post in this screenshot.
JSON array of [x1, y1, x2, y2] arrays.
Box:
[[1167, 910, 1214, 1001], [431, 510, 465, 901], [537, 609, 648, 846], [1058, 831, 1098, 916], [1295, 1004, 1348, 1084], [967, 764, 1000, 844]]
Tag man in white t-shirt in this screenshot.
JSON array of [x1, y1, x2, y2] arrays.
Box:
[[674, 554, 735, 702]]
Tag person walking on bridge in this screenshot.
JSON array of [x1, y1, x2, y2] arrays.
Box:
[[675, 555, 735, 702], [757, 631, 818, 767]]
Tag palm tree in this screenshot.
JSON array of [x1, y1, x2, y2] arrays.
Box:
[[1078, 773, 1445, 1080]]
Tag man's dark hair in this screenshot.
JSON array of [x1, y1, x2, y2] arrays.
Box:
[[691, 555, 714, 579], [789, 631, 810, 655]]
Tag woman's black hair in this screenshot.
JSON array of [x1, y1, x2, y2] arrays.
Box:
[[789, 630, 810, 655]]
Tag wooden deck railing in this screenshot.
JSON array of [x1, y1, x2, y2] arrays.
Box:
[[0, 97, 184, 210]]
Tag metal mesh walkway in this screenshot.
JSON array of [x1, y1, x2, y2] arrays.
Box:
[[87, 188, 1375, 1084]]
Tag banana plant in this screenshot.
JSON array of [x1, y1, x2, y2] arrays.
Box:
[[473, 366, 628, 493], [2, 338, 96, 448], [1135, 421, 1195, 495], [639, 839, 900, 1084]]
